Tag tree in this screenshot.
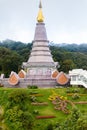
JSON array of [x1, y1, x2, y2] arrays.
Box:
[[60, 59, 76, 73], [0, 47, 22, 77]]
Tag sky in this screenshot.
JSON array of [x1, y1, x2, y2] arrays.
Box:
[[0, 0, 87, 44]]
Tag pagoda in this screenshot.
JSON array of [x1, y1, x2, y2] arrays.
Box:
[[22, 0, 58, 87], [0, 0, 70, 88]]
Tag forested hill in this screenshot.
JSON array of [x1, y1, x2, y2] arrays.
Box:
[[50, 43, 87, 53], [1, 39, 87, 53], [0, 39, 87, 77]]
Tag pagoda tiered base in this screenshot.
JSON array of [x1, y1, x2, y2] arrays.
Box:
[[0, 77, 57, 88]]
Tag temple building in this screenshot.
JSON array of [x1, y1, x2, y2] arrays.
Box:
[[0, 0, 69, 88]]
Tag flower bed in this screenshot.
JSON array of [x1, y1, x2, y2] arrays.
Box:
[[31, 102, 48, 106], [48, 90, 70, 114], [54, 106, 70, 114], [53, 99, 70, 114], [36, 115, 56, 119]]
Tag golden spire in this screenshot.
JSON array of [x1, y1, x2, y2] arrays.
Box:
[[37, 0, 44, 22]]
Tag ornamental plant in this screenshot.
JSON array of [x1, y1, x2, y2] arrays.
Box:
[[72, 94, 80, 100]]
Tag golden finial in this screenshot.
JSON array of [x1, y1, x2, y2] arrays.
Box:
[[37, 0, 44, 22]]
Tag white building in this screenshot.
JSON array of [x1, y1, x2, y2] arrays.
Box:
[[69, 69, 87, 88]]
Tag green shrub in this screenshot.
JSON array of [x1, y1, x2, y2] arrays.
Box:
[[72, 89, 79, 93], [5, 90, 34, 130], [33, 110, 39, 114], [72, 94, 80, 100], [46, 123, 53, 130], [66, 89, 71, 93], [27, 85, 38, 89], [5, 107, 33, 130], [76, 115, 87, 130], [55, 107, 81, 130], [30, 96, 37, 102], [7, 89, 29, 109], [66, 88, 80, 94], [83, 88, 87, 94]]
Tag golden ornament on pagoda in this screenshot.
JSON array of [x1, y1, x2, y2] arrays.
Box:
[[37, 0, 44, 22]]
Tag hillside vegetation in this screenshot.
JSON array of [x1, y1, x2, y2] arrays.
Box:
[[0, 87, 87, 130]]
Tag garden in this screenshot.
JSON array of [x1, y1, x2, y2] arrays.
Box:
[[0, 86, 87, 130]]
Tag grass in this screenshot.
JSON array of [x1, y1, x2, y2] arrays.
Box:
[[0, 87, 87, 130]]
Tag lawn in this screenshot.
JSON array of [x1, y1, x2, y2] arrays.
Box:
[[0, 86, 87, 130]]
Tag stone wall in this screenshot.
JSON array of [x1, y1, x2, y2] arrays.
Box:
[[0, 78, 57, 88]]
